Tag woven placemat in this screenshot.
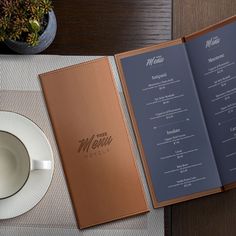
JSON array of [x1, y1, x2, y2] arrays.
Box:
[[0, 55, 164, 236]]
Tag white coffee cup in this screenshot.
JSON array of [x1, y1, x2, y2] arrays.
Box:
[[0, 131, 51, 199]]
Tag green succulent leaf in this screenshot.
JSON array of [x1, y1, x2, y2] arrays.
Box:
[[0, 0, 53, 46], [26, 32, 39, 46], [29, 19, 40, 32]]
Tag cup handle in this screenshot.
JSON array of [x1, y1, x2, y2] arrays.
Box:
[[31, 160, 52, 171]]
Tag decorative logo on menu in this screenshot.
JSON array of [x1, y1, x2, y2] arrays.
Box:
[[205, 36, 221, 49], [146, 55, 165, 67], [78, 132, 113, 158]]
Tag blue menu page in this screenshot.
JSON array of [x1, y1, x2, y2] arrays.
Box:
[[186, 20, 236, 186], [120, 43, 222, 202]]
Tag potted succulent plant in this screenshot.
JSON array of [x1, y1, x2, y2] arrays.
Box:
[[0, 0, 57, 54]]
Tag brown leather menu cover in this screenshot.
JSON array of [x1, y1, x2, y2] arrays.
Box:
[[39, 57, 149, 229]]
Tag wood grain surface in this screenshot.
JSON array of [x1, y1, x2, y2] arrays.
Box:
[[0, 0, 171, 55], [170, 1, 236, 236], [173, 0, 236, 38]]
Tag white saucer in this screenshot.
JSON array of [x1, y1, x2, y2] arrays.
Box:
[[0, 111, 54, 219]]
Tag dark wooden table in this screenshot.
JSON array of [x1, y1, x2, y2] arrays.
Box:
[[2, 0, 236, 235], [0, 0, 171, 55]]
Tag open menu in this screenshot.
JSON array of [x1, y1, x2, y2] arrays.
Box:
[[40, 15, 236, 227], [115, 15, 236, 207]]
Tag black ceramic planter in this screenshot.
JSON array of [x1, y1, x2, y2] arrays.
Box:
[[5, 11, 57, 54]]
